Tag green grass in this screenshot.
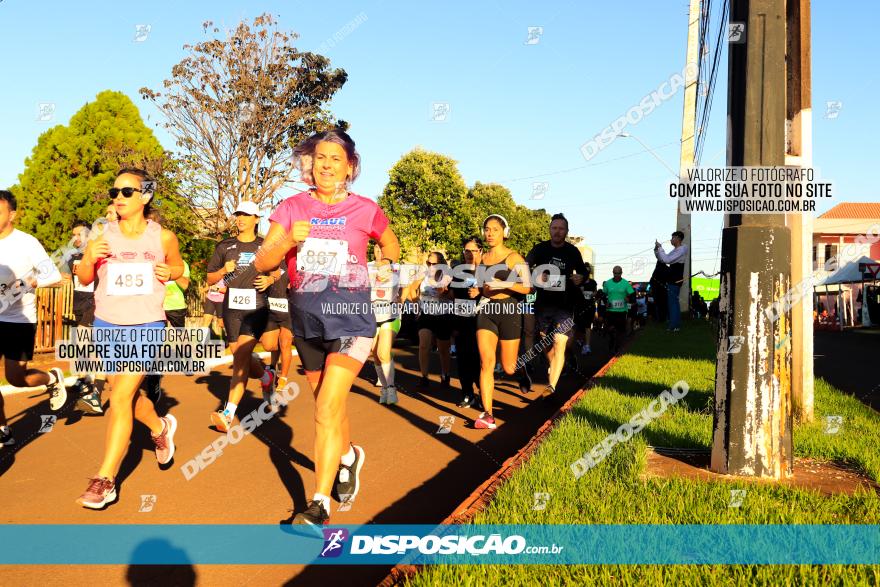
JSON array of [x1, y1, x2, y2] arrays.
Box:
[[406, 322, 880, 586]]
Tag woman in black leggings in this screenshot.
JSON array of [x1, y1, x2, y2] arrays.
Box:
[[451, 236, 483, 408]]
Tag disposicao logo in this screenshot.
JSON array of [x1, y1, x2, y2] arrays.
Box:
[[320, 528, 349, 558]]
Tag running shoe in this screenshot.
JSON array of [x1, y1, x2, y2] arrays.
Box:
[[292, 499, 330, 527], [474, 412, 497, 430], [261, 366, 277, 405], [47, 368, 67, 411], [151, 414, 177, 465], [335, 444, 365, 503], [385, 386, 399, 405], [76, 476, 117, 509], [144, 375, 163, 406], [76, 386, 104, 415], [518, 371, 532, 394], [0, 426, 14, 447], [211, 410, 234, 433], [75, 378, 103, 414], [541, 384, 556, 398], [457, 395, 474, 409], [378, 386, 388, 405], [450, 344, 457, 358]]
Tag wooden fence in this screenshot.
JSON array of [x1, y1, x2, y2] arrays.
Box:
[[34, 281, 207, 354]]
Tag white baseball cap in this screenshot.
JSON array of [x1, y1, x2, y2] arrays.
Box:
[[234, 200, 260, 216]]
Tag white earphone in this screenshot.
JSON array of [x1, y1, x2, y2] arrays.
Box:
[[483, 214, 511, 238]]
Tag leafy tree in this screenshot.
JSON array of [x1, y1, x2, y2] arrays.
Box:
[[465, 181, 552, 258], [378, 149, 470, 259], [12, 90, 195, 253], [139, 13, 348, 234]]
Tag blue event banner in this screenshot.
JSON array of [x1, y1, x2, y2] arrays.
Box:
[[0, 524, 876, 565]]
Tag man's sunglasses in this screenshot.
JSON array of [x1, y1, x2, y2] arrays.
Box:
[[108, 187, 143, 199]]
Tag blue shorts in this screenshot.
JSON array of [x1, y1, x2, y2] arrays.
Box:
[[91, 318, 166, 374]]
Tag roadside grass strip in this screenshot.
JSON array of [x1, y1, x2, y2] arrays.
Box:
[[406, 322, 880, 586]]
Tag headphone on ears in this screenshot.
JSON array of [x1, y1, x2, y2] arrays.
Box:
[[483, 214, 511, 238]]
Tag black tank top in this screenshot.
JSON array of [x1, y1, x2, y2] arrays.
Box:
[[480, 251, 517, 294]]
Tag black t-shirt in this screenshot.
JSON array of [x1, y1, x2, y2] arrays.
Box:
[[68, 252, 95, 300], [207, 236, 266, 310], [580, 278, 598, 308], [525, 241, 587, 309], [266, 265, 291, 315]]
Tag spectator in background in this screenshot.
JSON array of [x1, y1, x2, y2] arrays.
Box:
[[105, 204, 119, 223], [649, 261, 668, 322], [164, 260, 190, 328], [67, 220, 103, 415], [654, 231, 688, 332], [691, 291, 704, 320]]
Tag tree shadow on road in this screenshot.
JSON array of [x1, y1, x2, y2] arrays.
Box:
[[284, 336, 613, 586], [197, 369, 312, 519]]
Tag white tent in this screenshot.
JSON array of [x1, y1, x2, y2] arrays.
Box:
[[817, 256, 878, 328], [818, 256, 878, 286]]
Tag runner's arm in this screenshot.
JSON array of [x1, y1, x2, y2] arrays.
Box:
[[402, 278, 423, 302], [160, 229, 185, 281], [504, 255, 532, 296], [255, 220, 310, 273], [376, 226, 400, 263]]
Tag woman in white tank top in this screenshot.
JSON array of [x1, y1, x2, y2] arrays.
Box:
[[73, 169, 185, 510]]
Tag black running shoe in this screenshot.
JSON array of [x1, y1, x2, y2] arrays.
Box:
[[457, 395, 474, 409], [0, 426, 14, 447], [518, 371, 532, 394], [334, 444, 365, 503], [292, 499, 330, 527]]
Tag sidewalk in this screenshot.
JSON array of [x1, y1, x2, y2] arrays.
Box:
[[0, 333, 614, 586]]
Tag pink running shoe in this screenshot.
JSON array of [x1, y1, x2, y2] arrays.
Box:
[[76, 476, 117, 509], [151, 414, 177, 465], [474, 412, 497, 430]]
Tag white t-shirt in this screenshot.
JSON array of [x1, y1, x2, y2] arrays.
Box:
[[0, 229, 62, 323]]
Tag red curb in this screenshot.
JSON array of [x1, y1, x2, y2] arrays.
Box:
[[378, 333, 640, 586]]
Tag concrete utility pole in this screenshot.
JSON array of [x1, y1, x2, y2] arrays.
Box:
[[711, 0, 793, 478], [676, 0, 701, 316], [785, 0, 814, 423]]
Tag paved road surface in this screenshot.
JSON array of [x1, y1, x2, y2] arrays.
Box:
[[0, 332, 613, 586]]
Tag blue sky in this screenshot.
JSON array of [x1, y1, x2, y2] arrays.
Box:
[[0, 1, 875, 282]]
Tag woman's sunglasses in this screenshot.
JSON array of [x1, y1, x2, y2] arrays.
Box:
[[108, 187, 143, 199]]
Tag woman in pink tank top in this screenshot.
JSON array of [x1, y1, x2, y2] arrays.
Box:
[[73, 168, 185, 510]]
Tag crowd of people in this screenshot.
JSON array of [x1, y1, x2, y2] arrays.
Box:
[[0, 128, 690, 528]]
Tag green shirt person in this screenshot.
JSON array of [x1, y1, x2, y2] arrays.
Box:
[[164, 260, 190, 327], [603, 271, 635, 313]]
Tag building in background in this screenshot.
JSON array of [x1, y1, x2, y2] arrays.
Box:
[[812, 203, 880, 328], [813, 203, 880, 275], [573, 240, 596, 270]]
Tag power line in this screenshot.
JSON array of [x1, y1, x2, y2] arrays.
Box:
[[495, 141, 680, 184]]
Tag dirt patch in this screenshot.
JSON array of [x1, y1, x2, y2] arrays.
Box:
[[643, 447, 879, 496]]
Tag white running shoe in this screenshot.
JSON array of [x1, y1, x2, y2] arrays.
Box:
[[47, 368, 67, 411]]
